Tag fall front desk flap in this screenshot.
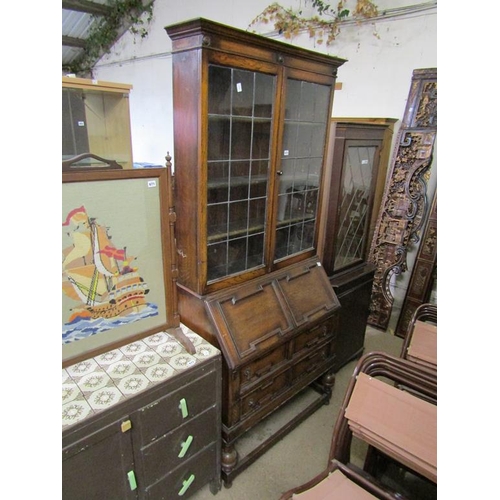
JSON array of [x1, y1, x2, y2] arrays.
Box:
[[204, 258, 340, 370]]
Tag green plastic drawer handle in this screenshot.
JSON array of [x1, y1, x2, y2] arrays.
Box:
[[179, 398, 189, 418], [127, 470, 137, 491], [178, 435, 194, 458], [178, 474, 195, 496]]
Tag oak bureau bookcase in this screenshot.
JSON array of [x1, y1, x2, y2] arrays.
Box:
[[165, 18, 345, 486]]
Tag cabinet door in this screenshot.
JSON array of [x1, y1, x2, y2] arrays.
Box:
[[62, 89, 90, 159], [62, 419, 137, 500], [167, 19, 344, 295], [333, 138, 382, 270], [323, 123, 386, 276], [206, 64, 276, 283], [274, 76, 332, 262]]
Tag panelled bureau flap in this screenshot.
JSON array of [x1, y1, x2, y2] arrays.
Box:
[[276, 260, 340, 326], [205, 257, 340, 369]]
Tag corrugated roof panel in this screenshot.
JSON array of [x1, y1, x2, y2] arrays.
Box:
[[62, 0, 148, 72], [62, 46, 84, 67], [62, 10, 95, 39], [62, 7, 105, 68]]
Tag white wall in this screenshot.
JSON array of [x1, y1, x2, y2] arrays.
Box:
[[92, 0, 437, 165]]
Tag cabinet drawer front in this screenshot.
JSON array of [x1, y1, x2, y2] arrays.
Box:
[[292, 320, 332, 356], [240, 371, 289, 418], [239, 343, 288, 391], [140, 407, 217, 486], [291, 342, 333, 383], [145, 443, 217, 500], [135, 370, 216, 446]]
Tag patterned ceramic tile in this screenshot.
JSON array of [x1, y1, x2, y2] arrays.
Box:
[[143, 331, 170, 347], [168, 353, 198, 370], [62, 400, 93, 427], [117, 373, 151, 396], [143, 362, 175, 383], [120, 340, 148, 358], [106, 359, 138, 380], [95, 349, 124, 367], [62, 324, 220, 430], [132, 351, 162, 370], [155, 340, 183, 359], [62, 382, 83, 405], [77, 370, 113, 395], [66, 358, 99, 379], [193, 342, 219, 360], [87, 386, 125, 411]]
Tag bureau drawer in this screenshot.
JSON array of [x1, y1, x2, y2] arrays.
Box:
[[239, 343, 288, 391], [140, 406, 217, 486], [240, 370, 289, 419], [291, 340, 334, 383], [145, 443, 218, 500], [134, 370, 216, 446], [292, 318, 335, 356]]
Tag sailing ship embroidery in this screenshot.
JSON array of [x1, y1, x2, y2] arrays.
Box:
[[62, 206, 157, 342]]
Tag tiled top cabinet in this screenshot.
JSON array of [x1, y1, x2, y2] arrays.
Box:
[[62, 327, 222, 499], [165, 18, 346, 296]]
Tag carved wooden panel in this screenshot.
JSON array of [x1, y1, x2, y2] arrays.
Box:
[[395, 190, 437, 337], [367, 68, 437, 330]]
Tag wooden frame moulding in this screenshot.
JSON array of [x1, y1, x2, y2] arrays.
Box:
[[62, 165, 180, 367]]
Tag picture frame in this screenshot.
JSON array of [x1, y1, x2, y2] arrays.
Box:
[[62, 166, 179, 367]]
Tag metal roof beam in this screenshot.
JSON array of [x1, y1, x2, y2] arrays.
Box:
[[62, 0, 112, 16], [63, 35, 87, 48]]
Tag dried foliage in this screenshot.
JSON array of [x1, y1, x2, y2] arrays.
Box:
[[249, 0, 379, 45]]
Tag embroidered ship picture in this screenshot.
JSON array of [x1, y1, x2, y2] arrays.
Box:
[[62, 206, 158, 344]]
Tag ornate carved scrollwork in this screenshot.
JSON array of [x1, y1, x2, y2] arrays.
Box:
[[367, 69, 437, 330], [395, 191, 437, 337]]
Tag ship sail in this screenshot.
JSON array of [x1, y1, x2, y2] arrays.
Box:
[[62, 231, 92, 269], [63, 205, 150, 322], [93, 224, 121, 277], [65, 265, 109, 303]]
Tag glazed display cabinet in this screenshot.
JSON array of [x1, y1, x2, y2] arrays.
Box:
[[322, 121, 391, 370], [62, 77, 134, 169], [165, 18, 345, 485]]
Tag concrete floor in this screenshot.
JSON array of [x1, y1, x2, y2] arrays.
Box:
[[190, 326, 404, 500]]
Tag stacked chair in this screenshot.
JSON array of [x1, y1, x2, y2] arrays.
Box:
[[279, 346, 437, 499], [400, 303, 437, 371]]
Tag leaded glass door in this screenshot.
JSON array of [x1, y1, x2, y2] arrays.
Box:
[[274, 78, 331, 261], [334, 140, 380, 270], [206, 64, 276, 282]]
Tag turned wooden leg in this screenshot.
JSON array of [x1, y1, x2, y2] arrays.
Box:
[[321, 370, 336, 403], [221, 444, 238, 488]]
